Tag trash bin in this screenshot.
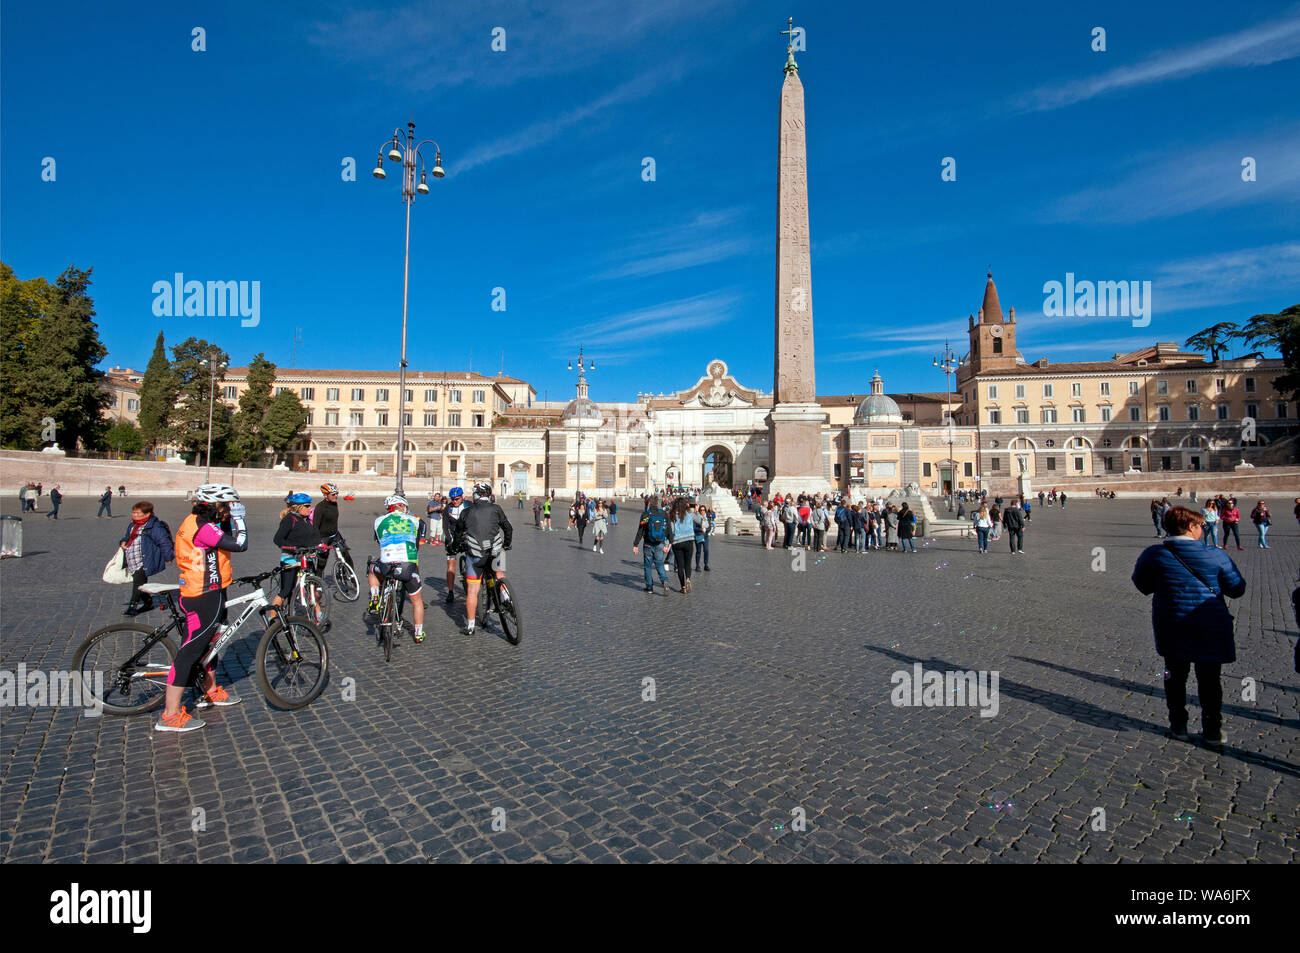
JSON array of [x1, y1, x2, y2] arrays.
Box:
[[724, 517, 736, 535], [916, 516, 926, 537], [0, 515, 22, 558]]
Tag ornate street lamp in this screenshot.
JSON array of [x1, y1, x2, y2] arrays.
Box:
[[373, 116, 445, 494], [933, 340, 959, 509], [567, 348, 595, 496]]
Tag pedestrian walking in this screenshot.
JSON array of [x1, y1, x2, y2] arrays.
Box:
[[899, 503, 917, 552], [120, 501, 175, 616], [973, 504, 992, 553], [667, 498, 697, 593], [542, 497, 553, 530], [591, 503, 609, 553], [1132, 505, 1245, 749], [1002, 500, 1025, 553], [1200, 500, 1220, 548], [1250, 501, 1272, 549], [96, 486, 113, 518], [46, 485, 62, 519], [575, 500, 590, 547], [1059, 491, 1067, 510], [633, 496, 671, 593], [610, 501, 619, 526], [989, 503, 1001, 541], [1220, 500, 1243, 550]]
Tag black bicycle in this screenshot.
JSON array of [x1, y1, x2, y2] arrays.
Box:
[[316, 533, 360, 602], [367, 558, 409, 662], [72, 570, 329, 713], [458, 552, 521, 645]]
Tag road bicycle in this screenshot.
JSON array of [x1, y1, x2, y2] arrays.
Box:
[[278, 549, 329, 627], [315, 533, 360, 602], [367, 558, 409, 663], [458, 551, 521, 645], [72, 570, 329, 713]]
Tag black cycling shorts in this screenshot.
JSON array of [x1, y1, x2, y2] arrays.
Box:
[[463, 550, 506, 581], [373, 560, 422, 596]]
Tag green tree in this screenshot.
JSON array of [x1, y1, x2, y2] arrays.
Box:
[[229, 353, 277, 464], [263, 389, 308, 464], [103, 421, 144, 456], [137, 331, 177, 451], [1184, 321, 1240, 363], [169, 337, 231, 466], [0, 263, 109, 450], [1241, 304, 1300, 402]]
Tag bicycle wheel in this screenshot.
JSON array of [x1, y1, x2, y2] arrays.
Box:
[[382, 587, 395, 662], [495, 579, 522, 645], [255, 615, 328, 709], [332, 556, 360, 602], [72, 623, 178, 714], [293, 573, 330, 626]]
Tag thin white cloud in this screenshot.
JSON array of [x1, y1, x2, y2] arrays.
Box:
[[1013, 13, 1300, 113], [577, 290, 741, 344], [593, 209, 753, 280], [1152, 241, 1300, 313]]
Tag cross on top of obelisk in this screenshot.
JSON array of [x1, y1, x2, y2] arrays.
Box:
[[781, 17, 798, 74]]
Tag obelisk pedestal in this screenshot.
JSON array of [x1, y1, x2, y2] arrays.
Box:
[[766, 30, 829, 500]]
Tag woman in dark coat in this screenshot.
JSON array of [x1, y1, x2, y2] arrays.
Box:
[[120, 501, 175, 615], [1132, 505, 1245, 748], [898, 503, 917, 553]]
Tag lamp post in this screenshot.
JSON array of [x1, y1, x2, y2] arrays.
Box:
[[567, 348, 594, 497], [933, 340, 959, 510], [200, 346, 226, 483], [373, 117, 444, 495]]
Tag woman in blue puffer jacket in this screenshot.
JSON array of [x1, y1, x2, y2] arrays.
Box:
[[1132, 505, 1245, 749]]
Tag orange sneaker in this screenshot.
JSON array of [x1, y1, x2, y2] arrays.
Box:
[[196, 684, 242, 709], [155, 706, 206, 732]]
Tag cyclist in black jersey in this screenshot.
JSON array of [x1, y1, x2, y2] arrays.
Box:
[[448, 483, 513, 635]]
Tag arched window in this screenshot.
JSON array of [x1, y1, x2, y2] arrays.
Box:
[[443, 440, 465, 453]]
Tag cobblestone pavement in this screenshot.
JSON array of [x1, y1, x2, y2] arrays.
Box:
[[2, 495, 1297, 863]]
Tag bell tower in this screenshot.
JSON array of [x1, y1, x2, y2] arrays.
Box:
[[963, 271, 1018, 381]]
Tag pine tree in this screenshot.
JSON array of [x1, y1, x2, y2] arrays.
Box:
[[170, 337, 231, 465], [229, 353, 276, 464], [137, 331, 177, 452], [263, 390, 308, 465]]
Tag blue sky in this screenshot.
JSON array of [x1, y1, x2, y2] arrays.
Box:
[[3, 0, 1298, 405]]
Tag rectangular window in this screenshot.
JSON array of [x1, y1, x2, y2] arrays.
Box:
[[1100, 407, 1111, 422], [988, 410, 1001, 424], [351, 388, 365, 401], [1041, 408, 1057, 424], [448, 412, 461, 427], [1215, 378, 1226, 393], [991, 458, 1000, 471], [536, 463, 544, 478], [1161, 456, 1173, 471], [376, 388, 389, 402], [472, 413, 485, 427], [1129, 381, 1139, 395], [987, 385, 998, 399], [305, 410, 313, 426], [1071, 382, 1081, 397], [403, 413, 412, 426], [376, 412, 388, 426], [993, 338, 1003, 354], [448, 458, 457, 473], [619, 463, 626, 478], [1158, 405, 1170, 421], [1016, 409, 1029, 424], [1217, 404, 1230, 420], [350, 458, 360, 473], [423, 412, 437, 426], [1245, 377, 1256, 393], [1246, 402, 1258, 419], [449, 389, 462, 403], [274, 387, 287, 396], [963, 462, 973, 477], [127, 398, 140, 412], [472, 389, 485, 404], [405, 389, 413, 403], [1278, 402, 1289, 419], [833, 463, 842, 479], [326, 387, 339, 401], [923, 462, 932, 477], [1129, 406, 1141, 421], [425, 389, 437, 402], [498, 463, 506, 478], [326, 411, 339, 426], [1014, 383, 1025, 399], [349, 411, 363, 427], [1186, 379, 1197, 394], [1156, 380, 1168, 396], [1046, 458, 1056, 471], [220, 385, 235, 400], [300, 387, 315, 401], [1100, 381, 1110, 396], [1042, 383, 1053, 398], [1072, 408, 1086, 423], [1073, 456, 1084, 473], [1104, 456, 1114, 471], [1187, 405, 1200, 421]]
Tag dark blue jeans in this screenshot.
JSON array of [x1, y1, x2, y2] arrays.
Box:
[[642, 545, 668, 588], [695, 537, 710, 570]]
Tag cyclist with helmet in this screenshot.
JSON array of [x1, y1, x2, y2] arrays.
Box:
[[448, 483, 513, 636], [312, 482, 349, 575], [271, 492, 322, 613], [159, 483, 248, 733], [442, 486, 468, 605], [367, 494, 428, 642]]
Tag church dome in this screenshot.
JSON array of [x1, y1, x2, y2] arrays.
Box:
[[562, 396, 603, 425], [854, 370, 903, 425]]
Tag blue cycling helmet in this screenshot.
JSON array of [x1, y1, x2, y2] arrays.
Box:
[[448, 487, 464, 500], [286, 492, 311, 506]]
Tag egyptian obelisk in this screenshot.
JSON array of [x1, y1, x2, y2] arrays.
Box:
[[767, 18, 829, 499]]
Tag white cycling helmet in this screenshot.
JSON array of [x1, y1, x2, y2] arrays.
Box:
[[385, 493, 408, 511], [195, 483, 240, 503]]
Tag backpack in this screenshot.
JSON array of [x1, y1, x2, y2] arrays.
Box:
[[644, 509, 667, 545]]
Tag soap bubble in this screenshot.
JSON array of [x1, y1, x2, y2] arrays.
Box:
[[987, 791, 1017, 817]]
